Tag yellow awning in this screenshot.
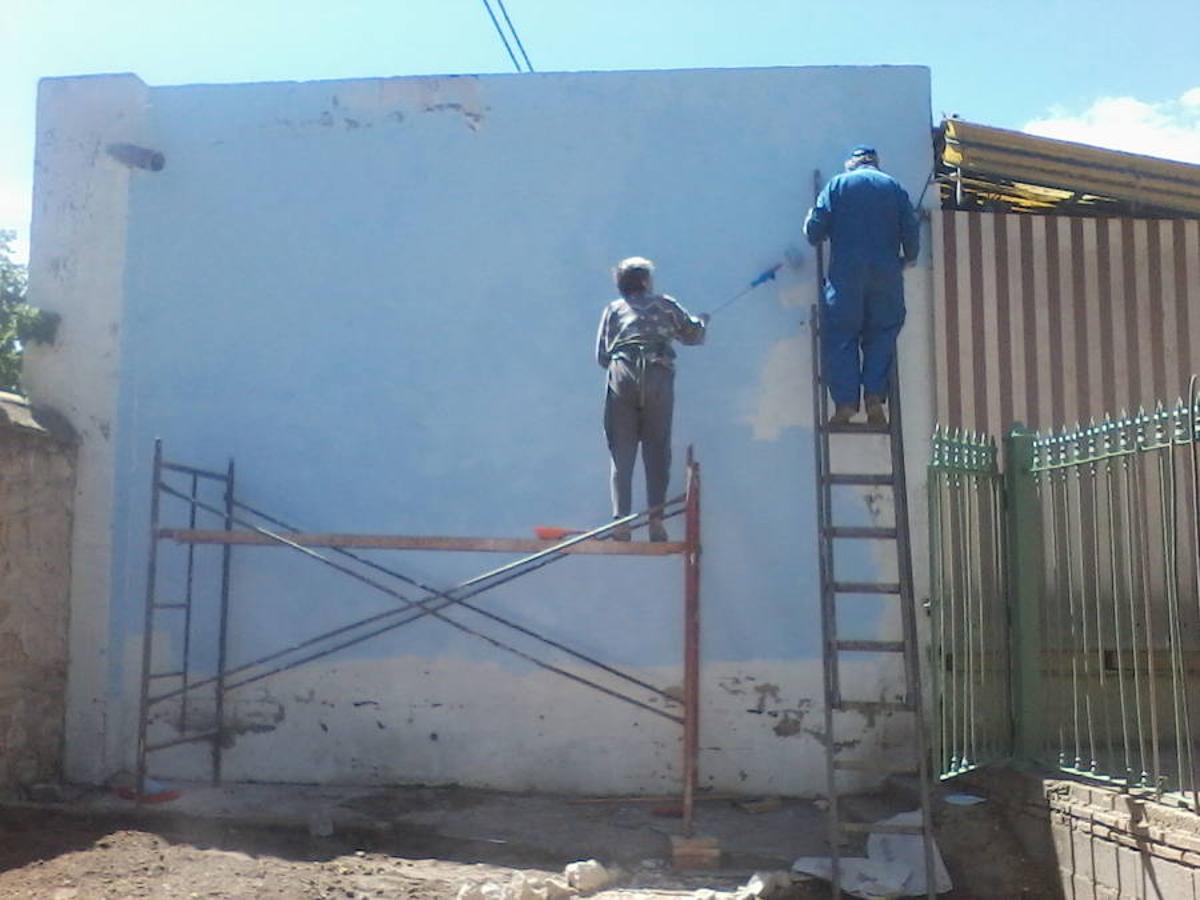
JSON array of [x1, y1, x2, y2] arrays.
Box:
[[941, 119, 1200, 217]]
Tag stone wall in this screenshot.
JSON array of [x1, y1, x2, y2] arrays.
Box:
[[0, 393, 75, 788], [962, 768, 1200, 899]]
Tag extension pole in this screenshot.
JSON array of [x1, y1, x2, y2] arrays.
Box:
[[707, 262, 784, 318]]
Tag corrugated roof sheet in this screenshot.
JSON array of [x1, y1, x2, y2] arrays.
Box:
[[940, 119, 1200, 217]]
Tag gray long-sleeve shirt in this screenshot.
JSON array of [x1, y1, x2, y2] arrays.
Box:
[[596, 293, 707, 370]]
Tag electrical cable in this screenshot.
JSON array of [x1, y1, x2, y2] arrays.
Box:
[[480, 0, 523, 72], [495, 0, 534, 71]]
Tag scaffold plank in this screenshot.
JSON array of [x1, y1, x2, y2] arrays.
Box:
[[159, 529, 687, 555]]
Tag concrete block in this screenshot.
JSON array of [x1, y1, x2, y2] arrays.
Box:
[[1147, 844, 1184, 864], [1089, 837, 1121, 891], [1057, 867, 1074, 900], [1073, 827, 1095, 879], [1052, 817, 1077, 874], [1143, 852, 1196, 900], [1166, 831, 1200, 855], [1069, 872, 1111, 900], [1116, 846, 1148, 900], [669, 835, 720, 870]]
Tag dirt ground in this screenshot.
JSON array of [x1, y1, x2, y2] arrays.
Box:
[[0, 781, 1058, 899], [0, 806, 795, 900]]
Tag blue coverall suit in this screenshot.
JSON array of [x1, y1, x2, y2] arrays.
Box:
[[803, 166, 920, 408]]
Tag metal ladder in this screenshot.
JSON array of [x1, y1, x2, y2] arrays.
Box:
[[808, 178, 938, 897]]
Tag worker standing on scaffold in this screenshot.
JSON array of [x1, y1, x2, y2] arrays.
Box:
[[804, 145, 920, 426], [596, 257, 708, 542]]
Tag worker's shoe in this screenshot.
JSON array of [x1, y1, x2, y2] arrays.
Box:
[[829, 404, 857, 425], [648, 518, 669, 543], [864, 394, 888, 427], [611, 521, 632, 542]]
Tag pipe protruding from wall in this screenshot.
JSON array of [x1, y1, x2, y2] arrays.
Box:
[[106, 143, 165, 172]]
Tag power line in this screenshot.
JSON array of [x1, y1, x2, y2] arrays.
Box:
[[495, 0, 534, 72], [480, 0, 522, 72]]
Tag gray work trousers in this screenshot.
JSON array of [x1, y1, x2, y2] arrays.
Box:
[[604, 357, 674, 518]]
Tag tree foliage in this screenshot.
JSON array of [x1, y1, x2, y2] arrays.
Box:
[[0, 230, 36, 394]]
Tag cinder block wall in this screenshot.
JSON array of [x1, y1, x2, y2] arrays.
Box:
[[963, 768, 1200, 899], [0, 394, 75, 788]]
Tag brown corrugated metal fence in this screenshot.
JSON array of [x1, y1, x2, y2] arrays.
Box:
[[933, 211, 1200, 435]]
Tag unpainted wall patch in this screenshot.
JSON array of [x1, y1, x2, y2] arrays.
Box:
[[752, 683, 782, 712], [772, 709, 807, 737]]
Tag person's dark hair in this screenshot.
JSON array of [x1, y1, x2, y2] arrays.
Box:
[[615, 256, 654, 296]]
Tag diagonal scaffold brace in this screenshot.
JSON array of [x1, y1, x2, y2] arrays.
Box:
[[136, 439, 704, 834]]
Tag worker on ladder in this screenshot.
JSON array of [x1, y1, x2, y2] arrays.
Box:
[[596, 256, 708, 541], [804, 145, 920, 426]]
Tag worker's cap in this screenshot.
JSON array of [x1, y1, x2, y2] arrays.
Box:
[[849, 144, 878, 161], [615, 256, 655, 277]]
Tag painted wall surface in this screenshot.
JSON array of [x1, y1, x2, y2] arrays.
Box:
[[26, 66, 935, 793]]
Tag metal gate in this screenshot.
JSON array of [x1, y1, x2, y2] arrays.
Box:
[[927, 427, 1012, 779]]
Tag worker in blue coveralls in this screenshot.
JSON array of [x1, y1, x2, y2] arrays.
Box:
[[804, 145, 920, 426], [596, 257, 708, 542]]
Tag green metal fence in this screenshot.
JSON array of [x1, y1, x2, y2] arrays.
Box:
[[931, 380, 1200, 805], [928, 428, 1011, 778]]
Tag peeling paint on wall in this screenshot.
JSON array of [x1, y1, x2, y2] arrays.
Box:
[[29, 66, 937, 793]]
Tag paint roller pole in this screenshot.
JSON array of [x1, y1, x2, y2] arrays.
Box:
[[706, 259, 790, 318]]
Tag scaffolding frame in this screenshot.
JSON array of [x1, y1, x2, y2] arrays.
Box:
[[135, 439, 703, 832]]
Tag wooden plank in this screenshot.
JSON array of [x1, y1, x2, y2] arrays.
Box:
[[159, 528, 687, 556]]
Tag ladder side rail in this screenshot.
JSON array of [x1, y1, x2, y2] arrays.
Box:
[[136, 439, 165, 797], [810, 166, 845, 899], [212, 457, 235, 785], [888, 366, 939, 900], [181, 472, 198, 733]]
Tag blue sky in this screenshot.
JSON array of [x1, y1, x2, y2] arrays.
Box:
[[4, 0, 1200, 262]]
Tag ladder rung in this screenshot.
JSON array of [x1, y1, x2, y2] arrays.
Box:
[[840, 820, 926, 835], [821, 422, 890, 435], [825, 473, 894, 486], [148, 671, 185, 679], [826, 526, 897, 540], [835, 639, 905, 653], [832, 581, 901, 594], [835, 700, 914, 714], [152, 603, 188, 610], [833, 758, 919, 774]]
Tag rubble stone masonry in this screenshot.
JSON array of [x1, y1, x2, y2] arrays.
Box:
[[0, 394, 75, 787]]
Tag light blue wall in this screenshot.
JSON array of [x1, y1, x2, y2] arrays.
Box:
[[104, 66, 932, 786]]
